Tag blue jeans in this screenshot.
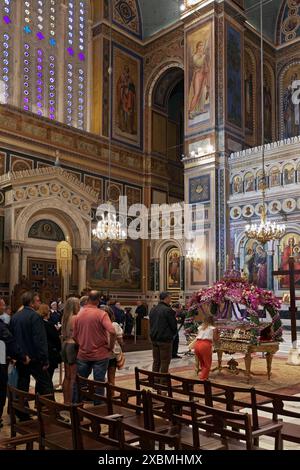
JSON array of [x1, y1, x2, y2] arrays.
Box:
[[76, 358, 109, 403]]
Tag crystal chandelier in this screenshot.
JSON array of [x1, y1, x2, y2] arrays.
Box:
[[244, 0, 285, 244], [245, 205, 286, 244], [91, 5, 126, 244], [92, 207, 126, 242], [185, 242, 201, 262]]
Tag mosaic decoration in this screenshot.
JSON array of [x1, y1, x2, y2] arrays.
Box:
[[189, 175, 210, 204], [28, 219, 65, 242], [112, 0, 142, 38]]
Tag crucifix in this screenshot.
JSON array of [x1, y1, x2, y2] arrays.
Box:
[[273, 256, 300, 349]]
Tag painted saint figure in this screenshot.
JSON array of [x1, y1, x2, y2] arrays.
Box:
[[117, 65, 136, 135], [188, 40, 210, 119]]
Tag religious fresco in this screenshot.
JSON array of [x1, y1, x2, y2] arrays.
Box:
[[269, 166, 281, 187], [263, 65, 273, 143], [189, 175, 210, 204], [88, 239, 142, 291], [166, 247, 181, 290], [244, 50, 254, 134], [190, 233, 209, 286], [243, 239, 267, 288], [232, 175, 243, 194], [283, 163, 296, 185], [112, 44, 142, 149], [227, 25, 242, 128], [244, 172, 254, 192], [278, 233, 300, 288], [281, 62, 300, 139], [185, 19, 213, 133], [268, 200, 281, 215]]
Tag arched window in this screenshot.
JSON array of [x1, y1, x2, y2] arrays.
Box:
[[0, 0, 89, 130]]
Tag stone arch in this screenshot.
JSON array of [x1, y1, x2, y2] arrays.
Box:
[[145, 61, 184, 107], [14, 198, 90, 250], [152, 239, 184, 293]]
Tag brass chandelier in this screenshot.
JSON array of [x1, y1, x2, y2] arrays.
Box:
[[244, 0, 285, 245]]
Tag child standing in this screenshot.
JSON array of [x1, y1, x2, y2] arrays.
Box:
[[194, 314, 219, 380]]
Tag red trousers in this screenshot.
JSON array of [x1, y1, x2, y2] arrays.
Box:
[[194, 339, 212, 380]]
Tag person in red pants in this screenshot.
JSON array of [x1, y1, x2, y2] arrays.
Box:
[[194, 314, 219, 380]]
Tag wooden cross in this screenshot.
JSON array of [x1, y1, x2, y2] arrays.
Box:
[[273, 256, 300, 348]]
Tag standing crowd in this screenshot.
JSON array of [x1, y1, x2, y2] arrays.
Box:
[[0, 291, 148, 427]]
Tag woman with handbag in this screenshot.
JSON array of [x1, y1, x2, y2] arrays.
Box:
[[103, 306, 124, 390], [61, 297, 80, 403]]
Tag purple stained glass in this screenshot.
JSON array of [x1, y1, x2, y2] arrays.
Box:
[[37, 87, 42, 93], [37, 79, 42, 85], [49, 114, 54, 119], [67, 47, 74, 56], [24, 97, 29, 103], [37, 65, 43, 71], [37, 102, 42, 108], [3, 16, 11, 25], [49, 106, 55, 112], [36, 32, 45, 40], [24, 105, 29, 110], [78, 52, 85, 61], [37, 95, 42, 100], [37, 49, 43, 56]]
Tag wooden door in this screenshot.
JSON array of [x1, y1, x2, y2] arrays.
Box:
[[27, 258, 61, 303]]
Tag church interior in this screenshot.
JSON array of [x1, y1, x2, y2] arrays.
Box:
[[0, 0, 300, 453]]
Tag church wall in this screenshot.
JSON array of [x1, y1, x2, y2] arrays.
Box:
[[229, 137, 300, 297], [0, 106, 147, 300]]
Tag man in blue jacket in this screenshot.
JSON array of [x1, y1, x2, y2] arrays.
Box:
[[10, 291, 53, 398], [149, 292, 177, 377], [0, 311, 29, 428]]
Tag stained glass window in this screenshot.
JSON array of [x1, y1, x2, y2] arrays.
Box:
[[0, 0, 89, 129], [0, 0, 14, 104], [64, 0, 88, 130]]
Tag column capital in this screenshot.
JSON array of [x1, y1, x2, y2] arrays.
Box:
[[74, 249, 91, 260], [5, 241, 23, 253]]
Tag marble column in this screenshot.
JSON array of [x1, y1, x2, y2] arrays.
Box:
[[7, 242, 22, 296], [76, 251, 89, 295], [267, 242, 274, 291]]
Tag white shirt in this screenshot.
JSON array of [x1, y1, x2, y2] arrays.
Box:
[[196, 325, 215, 341], [112, 321, 123, 356]]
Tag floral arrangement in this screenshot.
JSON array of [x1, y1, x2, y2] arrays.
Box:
[[188, 277, 283, 342]]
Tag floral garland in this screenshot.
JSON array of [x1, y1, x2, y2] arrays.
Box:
[[188, 278, 283, 342]]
